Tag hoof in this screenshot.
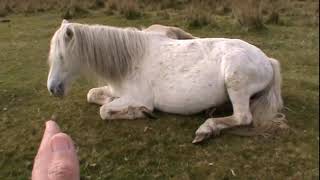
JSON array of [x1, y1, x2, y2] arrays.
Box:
[[192, 124, 220, 144], [192, 125, 212, 144], [192, 132, 211, 144]]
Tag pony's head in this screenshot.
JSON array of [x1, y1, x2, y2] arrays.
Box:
[[47, 20, 79, 97], [47, 20, 148, 97]]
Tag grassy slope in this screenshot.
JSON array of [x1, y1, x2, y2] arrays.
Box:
[[0, 7, 318, 180]]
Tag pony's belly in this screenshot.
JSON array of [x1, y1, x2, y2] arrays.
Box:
[[153, 80, 227, 115]]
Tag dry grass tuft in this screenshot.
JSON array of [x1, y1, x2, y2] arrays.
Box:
[[137, 0, 188, 10], [94, 0, 105, 9], [61, 0, 89, 19], [186, 9, 213, 28], [106, 0, 119, 11], [0, 10, 7, 18], [232, 0, 265, 30], [106, 0, 142, 19], [205, 0, 232, 15], [313, 1, 319, 25], [266, 11, 280, 24], [185, 0, 216, 28], [119, 0, 142, 19], [157, 0, 187, 10], [62, 5, 89, 19], [0, 0, 14, 17], [0, 2, 8, 17], [262, 0, 287, 25], [156, 10, 170, 20]]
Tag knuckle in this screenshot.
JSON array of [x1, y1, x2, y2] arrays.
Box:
[[48, 160, 73, 179]]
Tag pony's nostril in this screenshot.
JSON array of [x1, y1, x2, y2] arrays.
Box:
[[49, 87, 55, 94], [49, 82, 64, 96], [57, 83, 64, 91], [55, 83, 64, 96]]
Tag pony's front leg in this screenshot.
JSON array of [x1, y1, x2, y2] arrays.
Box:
[[87, 86, 115, 105], [99, 97, 154, 120]]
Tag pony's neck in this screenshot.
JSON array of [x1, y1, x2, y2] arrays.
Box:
[[71, 23, 149, 83]]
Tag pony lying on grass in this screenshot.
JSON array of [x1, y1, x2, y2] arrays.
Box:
[[47, 20, 287, 143]]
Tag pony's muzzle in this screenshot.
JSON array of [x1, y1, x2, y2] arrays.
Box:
[[48, 81, 65, 97]]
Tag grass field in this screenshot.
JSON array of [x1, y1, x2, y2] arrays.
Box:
[[0, 1, 319, 179]]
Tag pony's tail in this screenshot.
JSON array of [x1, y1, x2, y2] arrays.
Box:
[[228, 57, 289, 136]]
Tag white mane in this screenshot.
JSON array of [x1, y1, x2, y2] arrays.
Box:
[[60, 23, 149, 82]]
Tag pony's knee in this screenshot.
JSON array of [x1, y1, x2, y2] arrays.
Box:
[[87, 87, 113, 104], [99, 105, 150, 120], [87, 88, 98, 103]]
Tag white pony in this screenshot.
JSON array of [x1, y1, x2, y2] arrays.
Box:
[[47, 20, 287, 143]]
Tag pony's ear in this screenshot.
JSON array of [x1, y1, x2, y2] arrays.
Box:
[[65, 27, 74, 40], [62, 19, 69, 25]]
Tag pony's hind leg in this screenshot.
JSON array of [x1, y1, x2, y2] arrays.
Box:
[[192, 51, 272, 143], [192, 89, 252, 143], [87, 86, 115, 105]]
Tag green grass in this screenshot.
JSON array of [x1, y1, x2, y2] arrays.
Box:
[[0, 5, 319, 180]]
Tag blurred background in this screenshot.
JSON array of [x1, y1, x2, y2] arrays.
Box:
[[0, 0, 318, 29]]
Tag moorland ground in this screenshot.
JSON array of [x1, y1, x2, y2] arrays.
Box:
[[0, 0, 319, 179]]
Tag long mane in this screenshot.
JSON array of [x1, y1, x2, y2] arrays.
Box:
[[64, 23, 149, 83]]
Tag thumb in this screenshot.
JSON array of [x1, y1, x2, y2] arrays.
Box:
[[48, 133, 80, 180]]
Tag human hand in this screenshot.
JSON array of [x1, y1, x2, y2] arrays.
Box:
[[32, 120, 80, 180]]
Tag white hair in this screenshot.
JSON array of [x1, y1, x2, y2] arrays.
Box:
[[60, 23, 149, 83]]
